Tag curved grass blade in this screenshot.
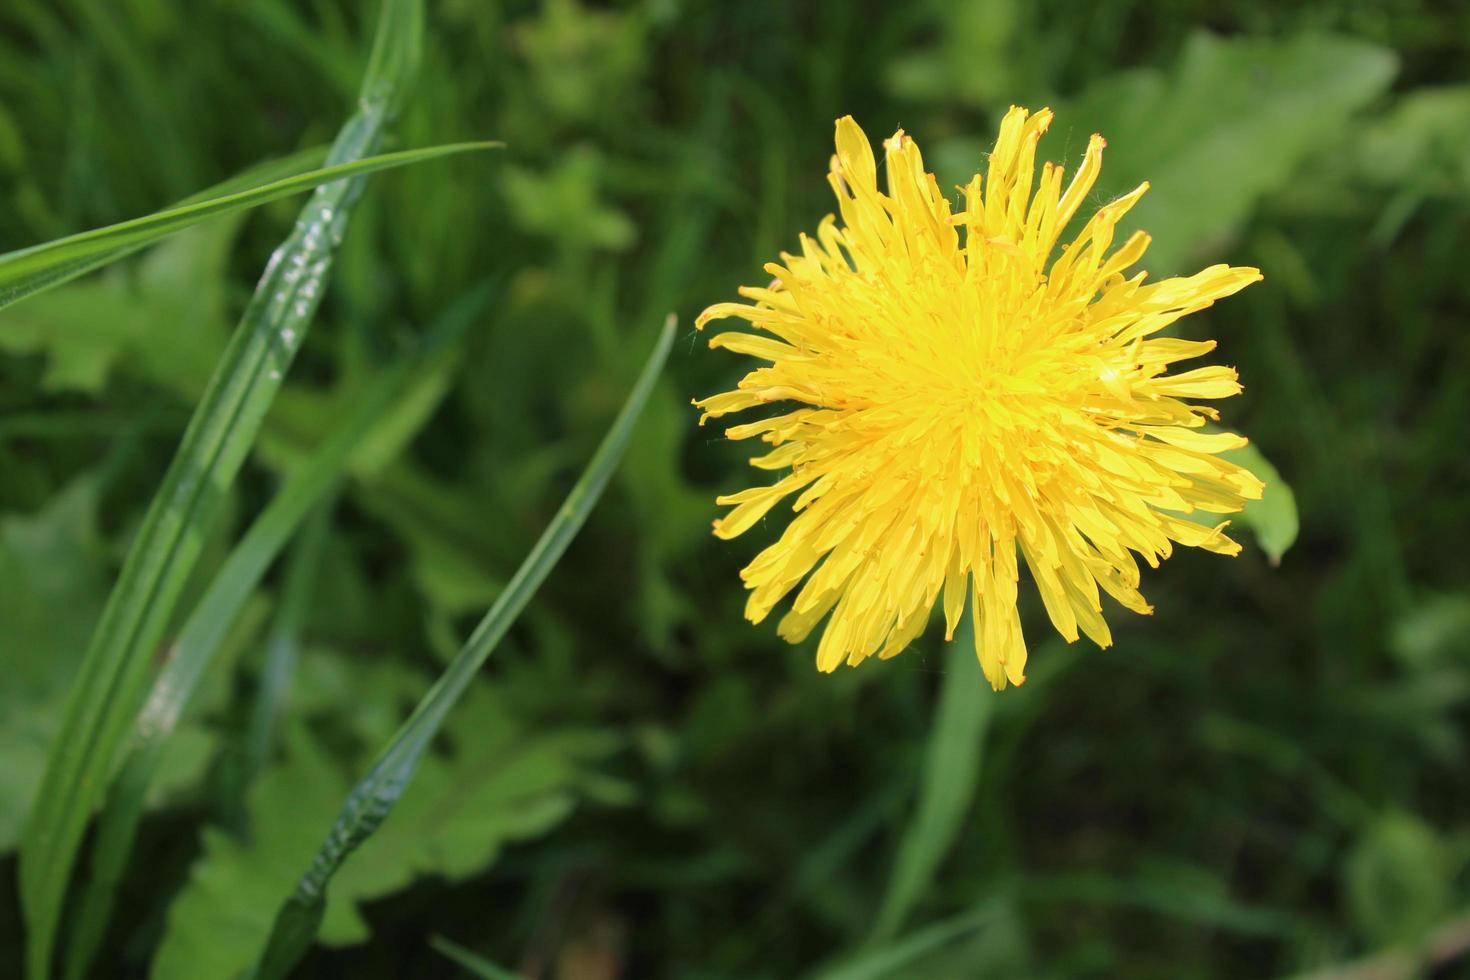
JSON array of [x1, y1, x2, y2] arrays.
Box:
[[810, 904, 999, 980], [19, 3, 430, 976], [871, 614, 995, 942], [60, 290, 485, 980], [250, 315, 677, 980], [0, 141, 494, 315], [429, 935, 522, 980]]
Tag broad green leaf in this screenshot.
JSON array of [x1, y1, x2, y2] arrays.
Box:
[[1223, 441, 1299, 565], [152, 689, 617, 980], [0, 217, 239, 395], [1345, 812, 1454, 948], [1064, 32, 1397, 273], [872, 614, 994, 942], [1176, 433, 1298, 564], [1359, 86, 1470, 192], [17, 2, 436, 974], [248, 315, 676, 979], [1356, 86, 1470, 244], [152, 726, 357, 980], [501, 146, 636, 252], [63, 302, 480, 980], [349, 441, 526, 620], [0, 141, 493, 315], [324, 721, 618, 945]]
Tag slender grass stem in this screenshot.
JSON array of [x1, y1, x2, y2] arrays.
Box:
[[249, 315, 677, 980]]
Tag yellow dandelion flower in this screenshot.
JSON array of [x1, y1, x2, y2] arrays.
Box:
[[694, 107, 1264, 690]]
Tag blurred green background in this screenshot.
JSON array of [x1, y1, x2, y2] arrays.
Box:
[[3, 0, 1470, 977]]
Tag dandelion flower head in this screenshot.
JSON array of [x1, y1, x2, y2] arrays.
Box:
[[695, 107, 1264, 690]]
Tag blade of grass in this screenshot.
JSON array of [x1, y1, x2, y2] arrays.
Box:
[[71, 0, 196, 193], [249, 315, 677, 980], [19, 3, 430, 976], [239, 502, 330, 801], [1017, 870, 1299, 938], [0, 140, 495, 315], [60, 286, 485, 980], [809, 904, 1000, 980], [429, 935, 523, 980], [871, 613, 995, 942]]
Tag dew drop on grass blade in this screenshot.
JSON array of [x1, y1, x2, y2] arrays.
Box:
[[16, 2, 445, 977], [60, 287, 485, 980], [0, 142, 494, 316]]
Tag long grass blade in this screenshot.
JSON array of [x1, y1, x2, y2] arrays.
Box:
[[428, 935, 522, 980], [238, 502, 330, 803], [871, 614, 995, 942], [249, 315, 677, 980], [18, 3, 432, 976], [60, 289, 483, 980], [0, 141, 494, 315], [809, 904, 999, 980]]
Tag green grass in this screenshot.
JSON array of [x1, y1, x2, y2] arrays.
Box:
[[15, 2, 476, 975], [2, 0, 1470, 978], [63, 291, 483, 980], [251, 315, 674, 980], [0, 141, 494, 314]]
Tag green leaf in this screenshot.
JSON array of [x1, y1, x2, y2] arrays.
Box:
[[248, 315, 676, 979], [17, 2, 434, 974], [1356, 86, 1470, 245], [1064, 32, 1397, 273], [351, 461, 515, 618], [1345, 812, 1455, 948], [62, 302, 480, 979], [322, 721, 617, 945], [0, 140, 494, 315], [151, 726, 353, 980], [501, 145, 636, 252], [1223, 441, 1299, 565], [152, 690, 618, 979], [872, 614, 994, 942], [1359, 86, 1470, 193], [0, 216, 239, 396]]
